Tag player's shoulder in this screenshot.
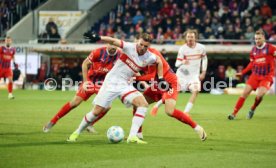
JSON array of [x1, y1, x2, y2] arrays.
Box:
[[148, 47, 162, 58], [196, 43, 206, 49], [148, 47, 160, 54]]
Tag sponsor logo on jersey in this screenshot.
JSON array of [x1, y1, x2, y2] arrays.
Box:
[[255, 57, 266, 63], [125, 58, 140, 72]]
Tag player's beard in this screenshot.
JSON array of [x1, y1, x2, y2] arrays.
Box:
[[6, 44, 10, 47]]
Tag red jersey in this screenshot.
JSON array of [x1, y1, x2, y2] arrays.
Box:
[[249, 43, 276, 78], [87, 47, 121, 83], [136, 48, 172, 81], [0, 46, 16, 69]]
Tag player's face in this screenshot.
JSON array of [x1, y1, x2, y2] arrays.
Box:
[[137, 39, 150, 55], [107, 45, 117, 56], [254, 34, 265, 47], [186, 33, 196, 46], [5, 38, 12, 47]]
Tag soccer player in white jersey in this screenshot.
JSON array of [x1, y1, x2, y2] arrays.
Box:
[[67, 33, 166, 144], [175, 29, 208, 114]]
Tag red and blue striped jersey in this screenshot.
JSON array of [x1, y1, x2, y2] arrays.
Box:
[[87, 47, 121, 82], [249, 43, 276, 78], [0, 46, 15, 69]]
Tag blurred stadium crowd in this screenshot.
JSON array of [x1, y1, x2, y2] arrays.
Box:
[[0, 0, 47, 37], [91, 0, 276, 43]]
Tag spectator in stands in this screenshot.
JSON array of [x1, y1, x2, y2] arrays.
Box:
[[89, 0, 276, 43], [260, 1, 272, 19], [37, 63, 48, 82], [225, 65, 238, 87], [132, 10, 144, 25], [262, 19, 273, 36], [244, 26, 255, 40], [215, 65, 226, 84], [48, 27, 61, 43], [13, 63, 21, 81], [46, 18, 58, 35], [0, 2, 9, 30]]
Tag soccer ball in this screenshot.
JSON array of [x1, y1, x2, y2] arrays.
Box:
[[107, 126, 124, 143]]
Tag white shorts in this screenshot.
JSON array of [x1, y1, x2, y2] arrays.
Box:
[[177, 74, 201, 92], [93, 81, 143, 108]]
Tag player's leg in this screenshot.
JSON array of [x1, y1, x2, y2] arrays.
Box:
[[184, 90, 199, 114], [184, 81, 200, 114], [67, 87, 116, 141], [87, 107, 111, 133], [7, 75, 14, 99], [43, 94, 86, 132], [126, 91, 148, 144], [164, 98, 207, 141], [228, 78, 256, 120], [142, 85, 163, 116], [67, 104, 107, 142], [247, 83, 270, 119]]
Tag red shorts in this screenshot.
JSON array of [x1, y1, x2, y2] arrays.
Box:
[[0, 68, 13, 78], [143, 70, 179, 102], [247, 75, 273, 90], [76, 82, 101, 101]]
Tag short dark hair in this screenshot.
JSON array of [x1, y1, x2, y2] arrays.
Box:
[[140, 33, 152, 43]]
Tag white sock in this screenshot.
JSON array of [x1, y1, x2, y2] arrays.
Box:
[[194, 125, 201, 132], [129, 107, 147, 137], [154, 100, 163, 108], [184, 102, 193, 113], [75, 112, 97, 134]]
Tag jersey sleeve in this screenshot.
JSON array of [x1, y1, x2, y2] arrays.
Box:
[[121, 41, 134, 56], [270, 44, 276, 57], [148, 54, 157, 65], [175, 47, 184, 68], [88, 48, 101, 62]]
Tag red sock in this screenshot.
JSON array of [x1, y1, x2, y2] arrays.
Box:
[[91, 111, 108, 125], [8, 82, 13, 93], [172, 109, 197, 128], [51, 102, 72, 124], [251, 97, 263, 111], [132, 107, 142, 133], [233, 97, 245, 116]]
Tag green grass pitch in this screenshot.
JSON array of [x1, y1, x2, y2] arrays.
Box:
[[0, 90, 276, 168]]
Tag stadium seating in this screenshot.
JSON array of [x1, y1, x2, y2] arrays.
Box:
[[0, 0, 47, 37], [90, 0, 276, 44]]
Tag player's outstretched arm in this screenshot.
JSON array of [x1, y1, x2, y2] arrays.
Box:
[[200, 56, 208, 81], [241, 62, 253, 75], [156, 56, 164, 79], [82, 58, 91, 82], [83, 31, 122, 48]]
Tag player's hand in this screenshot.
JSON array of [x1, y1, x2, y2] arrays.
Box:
[[83, 31, 101, 42], [236, 72, 242, 77], [82, 81, 94, 91], [199, 73, 205, 81], [128, 77, 136, 84], [157, 77, 170, 91]]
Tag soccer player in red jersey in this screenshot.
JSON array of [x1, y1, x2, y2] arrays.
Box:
[[0, 36, 16, 99], [228, 29, 276, 120], [133, 47, 207, 141], [43, 45, 121, 132]]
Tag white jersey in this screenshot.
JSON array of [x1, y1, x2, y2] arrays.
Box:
[[175, 43, 207, 77], [106, 41, 157, 82], [93, 41, 157, 108]]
